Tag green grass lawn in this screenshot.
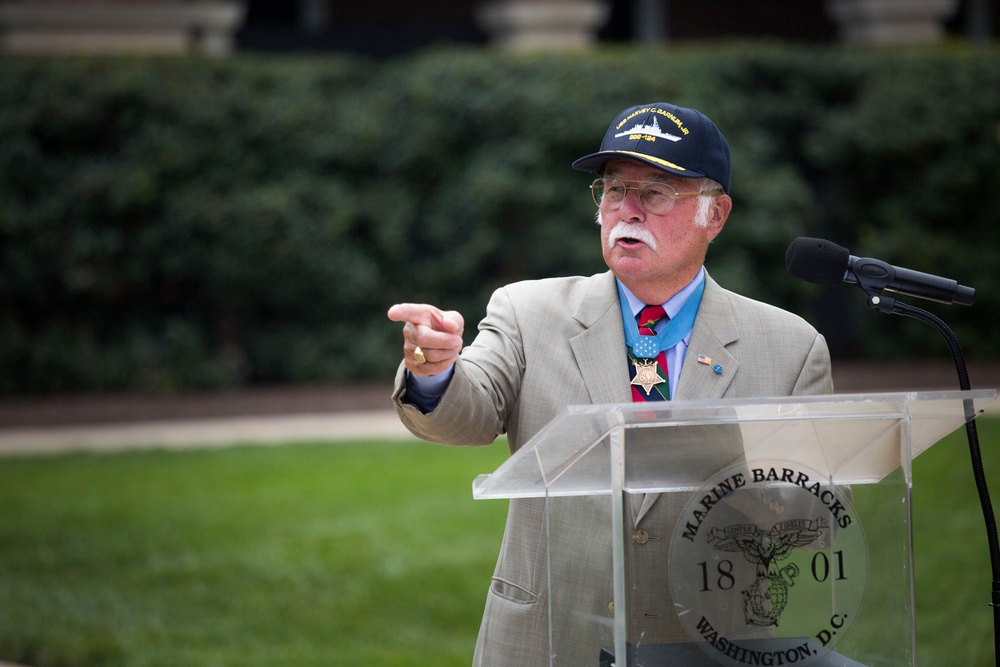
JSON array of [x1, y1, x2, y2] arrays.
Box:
[[0, 416, 998, 666], [0, 439, 510, 667], [913, 416, 999, 667]]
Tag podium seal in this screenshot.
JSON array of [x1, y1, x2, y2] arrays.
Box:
[[669, 461, 867, 666]]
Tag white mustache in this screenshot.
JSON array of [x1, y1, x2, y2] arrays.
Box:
[[605, 220, 658, 250]]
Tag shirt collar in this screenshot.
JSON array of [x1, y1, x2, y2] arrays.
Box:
[[618, 266, 706, 319]]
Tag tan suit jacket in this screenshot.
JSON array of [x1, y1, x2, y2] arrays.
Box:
[[392, 270, 832, 666]]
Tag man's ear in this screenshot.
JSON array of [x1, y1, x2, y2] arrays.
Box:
[[706, 195, 732, 241]]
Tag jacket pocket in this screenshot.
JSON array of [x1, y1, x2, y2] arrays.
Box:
[[489, 576, 538, 605]]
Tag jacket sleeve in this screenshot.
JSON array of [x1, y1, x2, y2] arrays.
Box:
[[391, 285, 525, 447]]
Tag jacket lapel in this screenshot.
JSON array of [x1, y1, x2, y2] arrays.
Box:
[[569, 272, 632, 406], [675, 274, 738, 401]]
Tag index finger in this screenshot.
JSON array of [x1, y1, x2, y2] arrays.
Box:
[[387, 303, 446, 329]]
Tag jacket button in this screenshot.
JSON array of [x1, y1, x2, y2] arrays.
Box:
[[608, 601, 615, 615], [633, 529, 649, 545]]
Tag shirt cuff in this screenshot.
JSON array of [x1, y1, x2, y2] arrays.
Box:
[[405, 365, 455, 414]]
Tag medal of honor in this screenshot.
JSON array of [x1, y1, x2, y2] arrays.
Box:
[[631, 358, 665, 395], [617, 273, 706, 401]]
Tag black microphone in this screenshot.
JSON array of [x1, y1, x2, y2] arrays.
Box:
[[785, 237, 975, 306]]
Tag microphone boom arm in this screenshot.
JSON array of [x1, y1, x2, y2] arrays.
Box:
[[869, 294, 1000, 666]]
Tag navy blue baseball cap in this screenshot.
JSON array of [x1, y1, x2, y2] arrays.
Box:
[[572, 102, 731, 194]]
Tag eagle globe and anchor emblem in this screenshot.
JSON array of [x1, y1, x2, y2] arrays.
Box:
[[668, 462, 869, 667], [706, 518, 827, 628]]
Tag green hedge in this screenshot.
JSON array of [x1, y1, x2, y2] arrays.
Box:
[[2, 45, 999, 395]]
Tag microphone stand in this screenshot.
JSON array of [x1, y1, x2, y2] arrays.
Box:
[[866, 293, 1000, 667]]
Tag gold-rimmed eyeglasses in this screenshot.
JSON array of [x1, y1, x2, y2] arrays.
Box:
[[590, 178, 723, 215]]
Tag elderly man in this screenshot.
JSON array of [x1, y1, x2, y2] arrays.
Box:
[[388, 102, 832, 666]]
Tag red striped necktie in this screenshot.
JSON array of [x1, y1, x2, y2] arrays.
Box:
[[629, 304, 669, 402]]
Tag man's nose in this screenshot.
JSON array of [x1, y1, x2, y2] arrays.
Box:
[[618, 187, 646, 219]]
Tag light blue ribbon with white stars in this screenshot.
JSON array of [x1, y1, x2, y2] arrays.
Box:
[[617, 275, 705, 359]]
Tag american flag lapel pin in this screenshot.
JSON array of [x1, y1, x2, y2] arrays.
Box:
[[698, 354, 723, 375]]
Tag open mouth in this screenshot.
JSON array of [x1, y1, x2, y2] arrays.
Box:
[[606, 221, 657, 250]]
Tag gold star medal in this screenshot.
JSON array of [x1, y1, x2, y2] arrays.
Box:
[[631, 358, 665, 395]]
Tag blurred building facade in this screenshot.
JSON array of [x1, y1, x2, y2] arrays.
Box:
[[0, 0, 247, 54], [239, 0, 996, 56], [0, 0, 995, 55]]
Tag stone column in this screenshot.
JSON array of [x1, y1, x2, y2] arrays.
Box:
[[0, 0, 247, 55], [826, 0, 959, 44], [476, 0, 611, 51]]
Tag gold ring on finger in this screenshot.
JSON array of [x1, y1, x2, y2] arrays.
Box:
[[413, 346, 427, 364]]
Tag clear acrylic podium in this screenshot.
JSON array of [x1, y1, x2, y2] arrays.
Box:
[[473, 391, 996, 667]]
